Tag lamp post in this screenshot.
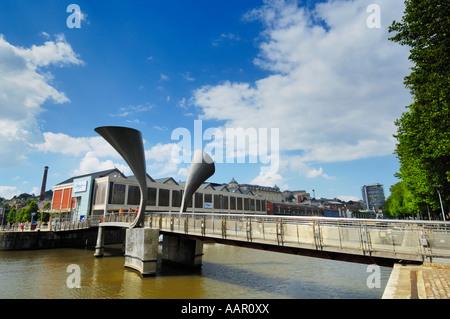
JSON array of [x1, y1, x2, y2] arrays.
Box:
[[432, 185, 446, 221]]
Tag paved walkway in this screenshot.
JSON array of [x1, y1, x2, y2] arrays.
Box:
[[383, 261, 450, 299]]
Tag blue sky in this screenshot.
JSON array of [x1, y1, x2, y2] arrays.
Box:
[[0, 0, 411, 201]]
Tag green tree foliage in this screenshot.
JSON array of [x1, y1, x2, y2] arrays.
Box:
[[388, 0, 449, 218], [9, 201, 40, 223], [7, 207, 17, 223], [384, 181, 416, 218]]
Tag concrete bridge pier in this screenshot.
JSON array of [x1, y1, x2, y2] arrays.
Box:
[[124, 227, 159, 276], [94, 226, 105, 257], [162, 234, 203, 269]]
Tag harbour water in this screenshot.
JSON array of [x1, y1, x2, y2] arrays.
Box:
[[0, 243, 392, 299]]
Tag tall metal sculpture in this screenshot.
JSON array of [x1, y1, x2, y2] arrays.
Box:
[[95, 126, 147, 228], [180, 150, 215, 213]]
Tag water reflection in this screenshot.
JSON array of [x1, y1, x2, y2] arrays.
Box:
[[0, 243, 391, 299]]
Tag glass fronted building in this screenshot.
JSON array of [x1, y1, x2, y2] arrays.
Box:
[[50, 169, 267, 222], [361, 183, 385, 211]]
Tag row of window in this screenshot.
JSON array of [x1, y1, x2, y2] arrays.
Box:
[[93, 182, 267, 212]]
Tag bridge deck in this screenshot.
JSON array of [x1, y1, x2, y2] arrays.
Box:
[[99, 212, 450, 265]]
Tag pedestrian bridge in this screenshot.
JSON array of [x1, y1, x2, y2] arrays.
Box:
[[99, 212, 450, 267]]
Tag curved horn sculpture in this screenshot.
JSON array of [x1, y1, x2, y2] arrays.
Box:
[[94, 126, 147, 228], [180, 150, 215, 213]]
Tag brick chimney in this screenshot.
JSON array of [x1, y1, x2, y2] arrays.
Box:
[[39, 166, 49, 202]]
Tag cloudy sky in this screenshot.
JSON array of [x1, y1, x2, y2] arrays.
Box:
[[0, 0, 411, 201]]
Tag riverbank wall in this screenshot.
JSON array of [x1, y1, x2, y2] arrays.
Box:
[[0, 227, 125, 251]]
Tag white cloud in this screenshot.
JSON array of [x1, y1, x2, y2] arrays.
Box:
[[32, 132, 133, 177], [71, 151, 131, 176], [146, 143, 184, 178], [306, 167, 331, 179], [32, 132, 119, 158], [337, 195, 360, 202], [250, 172, 287, 190], [0, 186, 21, 199], [0, 34, 83, 167], [212, 33, 241, 46], [182, 72, 195, 82], [193, 0, 411, 171], [33, 132, 187, 180], [279, 154, 333, 180], [109, 103, 153, 118]]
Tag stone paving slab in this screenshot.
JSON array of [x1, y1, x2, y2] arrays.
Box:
[[383, 262, 450, 299]]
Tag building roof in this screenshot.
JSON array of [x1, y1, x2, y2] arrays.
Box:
[[154, 177, 179, 185], [239, 183, 281, 192], [127, 173, 155, 183], [56, 168, 126, 186], [214, 184, 229, 192]]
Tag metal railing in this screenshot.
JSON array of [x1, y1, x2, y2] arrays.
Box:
[[100, 213, 136, 224], [48, 219, 91, 231], [95, 211, 450, 262], [142, 212, 450, 262], [1, 218, 95, 232]]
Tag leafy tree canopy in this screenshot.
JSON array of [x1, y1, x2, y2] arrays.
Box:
[[389, 0, 449, 218]]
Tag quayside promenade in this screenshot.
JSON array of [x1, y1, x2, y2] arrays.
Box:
[[383, 261, 450, 299]]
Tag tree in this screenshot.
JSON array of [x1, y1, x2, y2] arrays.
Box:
[[14, 200, 39, 223], [388, 0, 450, 218], [39, 202, 51, 223], [7, 207, 17, 224], [384, 181, 416, 218]]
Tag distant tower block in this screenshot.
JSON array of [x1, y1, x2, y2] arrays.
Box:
[[39, 166, 49, 201]]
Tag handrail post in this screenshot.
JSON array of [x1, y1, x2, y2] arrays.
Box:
[[246, 217, 252, 242], [201, 216, 206, 236], [221, 216, 227, 239], [184, 215, 189, 234], [313, 220, 322, 250], [276, 219, 284, 246]]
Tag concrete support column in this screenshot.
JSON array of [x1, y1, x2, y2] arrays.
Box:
[[124, 227, 159, 276], [162, 234, 203, 269], [94, 226, 105, 257]]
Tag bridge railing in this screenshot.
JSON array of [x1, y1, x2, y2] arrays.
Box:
[[100, 213, 136, 224], [144, 212, 450, 262], [49, 218, 93, 231]]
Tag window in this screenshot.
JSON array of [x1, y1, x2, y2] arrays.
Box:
[[214, 195, 220, 209], [111, 184, 126, 205], [159, 189, 170, 207], [222, 196, 229, 210], [195, 192, 203, 208], [237, 197, 243, 210], [147, 187, 157, 206], [230, 196, 236, 210], [52, 189, 62, 209], [244, 198, 249, 210], [93, 183, 107, 205], [127, 185, 140, 205], [205, 194, 212, 208], [186, 192, 193, 208], [172, 190, 182, 207]]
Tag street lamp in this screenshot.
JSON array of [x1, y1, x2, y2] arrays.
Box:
[[432, 185, 446, 221]]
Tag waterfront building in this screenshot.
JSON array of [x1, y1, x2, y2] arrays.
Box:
[[282, 190, 311, 203], [266, 201, 325, 216], [227, 178, 282, 202], [50, 169, 267, 222], [361, 183, 385, 211]]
